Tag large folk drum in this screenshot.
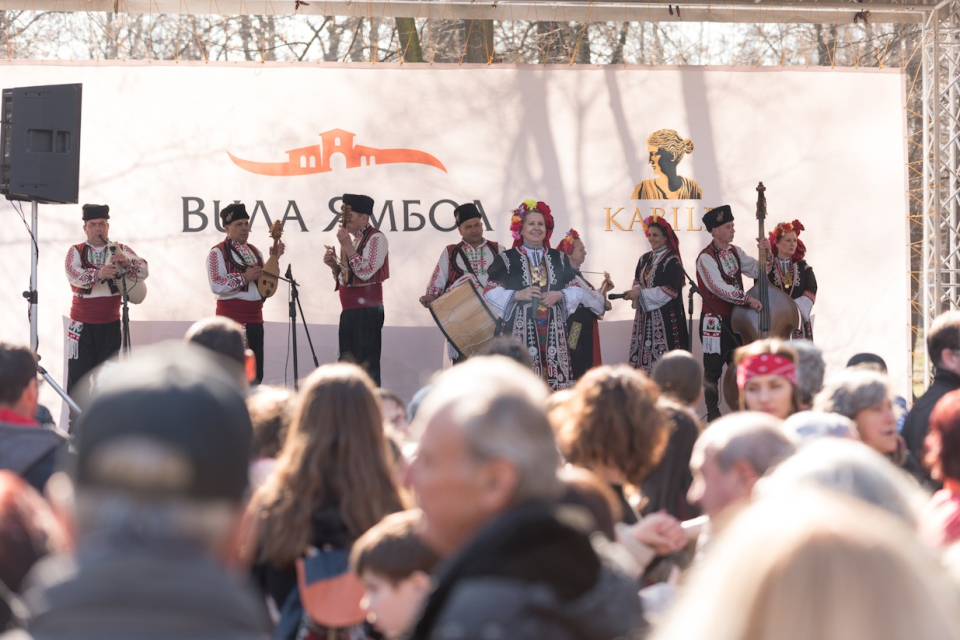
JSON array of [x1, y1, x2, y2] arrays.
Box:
[[428, 280, 498, 358]]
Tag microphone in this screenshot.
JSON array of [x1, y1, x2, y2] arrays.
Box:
[[608, 293, 627, 300], [285, 264, 293, 279]]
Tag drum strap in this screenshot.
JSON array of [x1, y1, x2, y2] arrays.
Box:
[[454, 245, 478, 279]]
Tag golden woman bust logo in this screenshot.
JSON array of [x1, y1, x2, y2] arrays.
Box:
[[631, 129, 701, 200]]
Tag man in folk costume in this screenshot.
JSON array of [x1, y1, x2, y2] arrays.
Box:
[[556, 229, 612, 380], [483, 200, 584, 391], [696, 205, 768, 422], [323, 194, 388, 386], [767, 219, 817, 340], [419, 202, 500, 363], [65, 204, 149, 401], [207, 203, 284, 385], [625, 214, 689, 373]]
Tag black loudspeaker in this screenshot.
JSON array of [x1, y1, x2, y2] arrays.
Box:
[[0, 83, 82, 204]]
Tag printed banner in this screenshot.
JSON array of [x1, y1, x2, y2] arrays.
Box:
[[0, 62, 908, 420]]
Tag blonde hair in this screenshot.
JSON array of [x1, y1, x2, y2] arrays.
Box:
[[247, 364, 406, 567], [647, 129, 695, 163], [650, 490, 960, 640]]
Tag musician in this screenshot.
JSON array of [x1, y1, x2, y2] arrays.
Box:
[[483, 199, 583, 391], [696, 205, 767, 422], [65, 204, 149, 399], [556, 229, 611, 380], [768, 220, 817, 340], [323, 193, 388, 386], [419, 202, 500, 362], [625, 214, 688, 373], [207, 203, 284, 384]]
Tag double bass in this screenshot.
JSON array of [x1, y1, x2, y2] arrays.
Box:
[[721, 183, 799, 408]]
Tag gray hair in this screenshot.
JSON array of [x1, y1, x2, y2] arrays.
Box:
[[813, 369, 891, 419], [755, 438, 928, 528], [693, 412, 796, 476], [782, 410, 858, 445], [414, 356, 561, 503], [788, 340, 825, 407]]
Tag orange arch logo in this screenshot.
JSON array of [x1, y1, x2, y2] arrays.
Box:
[[227, 128, 447, 176]]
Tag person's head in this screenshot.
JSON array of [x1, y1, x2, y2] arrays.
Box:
[[647, 129, 694, 177], [454, 203, 485, 247], [377, 388, 409, 435], [477, 336, 534, 369], [246, 386, 295, 460], [652, 350, 703, 406], [927, 309, 960, 373], [649, 490, 960, 640], [251, 363, 405, 567], [814, 369, 898, 456], [408, 356, 560, 555], [926, 389, 960, 483], [643, 213, 682, 260], [847, 352, 889, 373], [351, 510, 440, 640], [769, 219, 806, 261], [558, 466, 622, 541], [509, 199, 555, 249], [184, 316, 254, 387], [703, 205, 735, 246], [557, 229, 585, 268], [734, 339, 801, 419], [688, 412, 795, 519], [781, 411, 859, 445], [788, 340, 825, 409], [0, 342, 39, 421], [341, 194, 375, 234], [61, 343, 253, 554], [220, 203, 250, 245], [81, 204, 110, 246], [0, 470, 67, 591], [756, 438, 928, 529], [555, 365, 668, 486]]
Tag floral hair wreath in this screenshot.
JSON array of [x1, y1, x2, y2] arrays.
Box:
[[510, 199, 555, 248], [557, 228, 580, 255], [769, 219, 806, 260]]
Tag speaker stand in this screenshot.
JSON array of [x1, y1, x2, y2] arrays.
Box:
[[22, 199, 39, 352]]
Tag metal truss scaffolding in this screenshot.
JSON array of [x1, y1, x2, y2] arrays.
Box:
[[922, 0, 960, 385]]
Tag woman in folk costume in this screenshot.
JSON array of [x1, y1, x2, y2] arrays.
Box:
[[625, 213, 689, 373], [484, 200, 584, 390], [556, 229, 614, 381], [768, 220, 817, 340]]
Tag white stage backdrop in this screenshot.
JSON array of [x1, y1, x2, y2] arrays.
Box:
[[0, 63, 908, 425]]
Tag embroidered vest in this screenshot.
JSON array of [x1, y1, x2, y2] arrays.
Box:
[[446, 241, 500, 285], [345, 226, 390, 286], [213, 239, 262, 293], [70, 243, 118, 296], [697, 243, 743, 317]]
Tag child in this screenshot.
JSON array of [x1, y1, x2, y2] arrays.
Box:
[[350, 510, 439, 640]]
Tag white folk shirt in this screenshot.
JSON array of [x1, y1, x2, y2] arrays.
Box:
[[424, 240, 498, 298], [65, 242, 149, 299], [207, 241, 264, 301]]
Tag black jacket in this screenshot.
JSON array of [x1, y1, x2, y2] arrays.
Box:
[[0, 424, 68, 493], [902, 369, 960, 460], [410, 501, 645, 640]]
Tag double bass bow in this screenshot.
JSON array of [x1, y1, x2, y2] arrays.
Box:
[[721, 182, 800, 408]]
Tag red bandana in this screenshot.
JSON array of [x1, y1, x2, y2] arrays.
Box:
[[737, 353, 797, 389]]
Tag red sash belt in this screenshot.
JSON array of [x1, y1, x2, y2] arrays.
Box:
[[339, 284, 383, 310], [217, 299, 264, 324], [71, 296, 120, 324]]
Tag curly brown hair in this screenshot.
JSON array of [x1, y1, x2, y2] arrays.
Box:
[[555, 365, 669, 485], [247, 364, 406, 567]]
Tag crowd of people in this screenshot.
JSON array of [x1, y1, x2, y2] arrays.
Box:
[[2, 299, 960, 639]]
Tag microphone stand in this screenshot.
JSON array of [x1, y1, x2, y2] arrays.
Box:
[[678, 265, 743, 347], [284, 264, 319, 391]]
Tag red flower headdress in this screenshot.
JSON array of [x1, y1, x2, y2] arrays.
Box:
[[557, 228, 580, 255], [510, 199, 555, 249], [769, 219, 806, 260], [641, 213, 682, 266]]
